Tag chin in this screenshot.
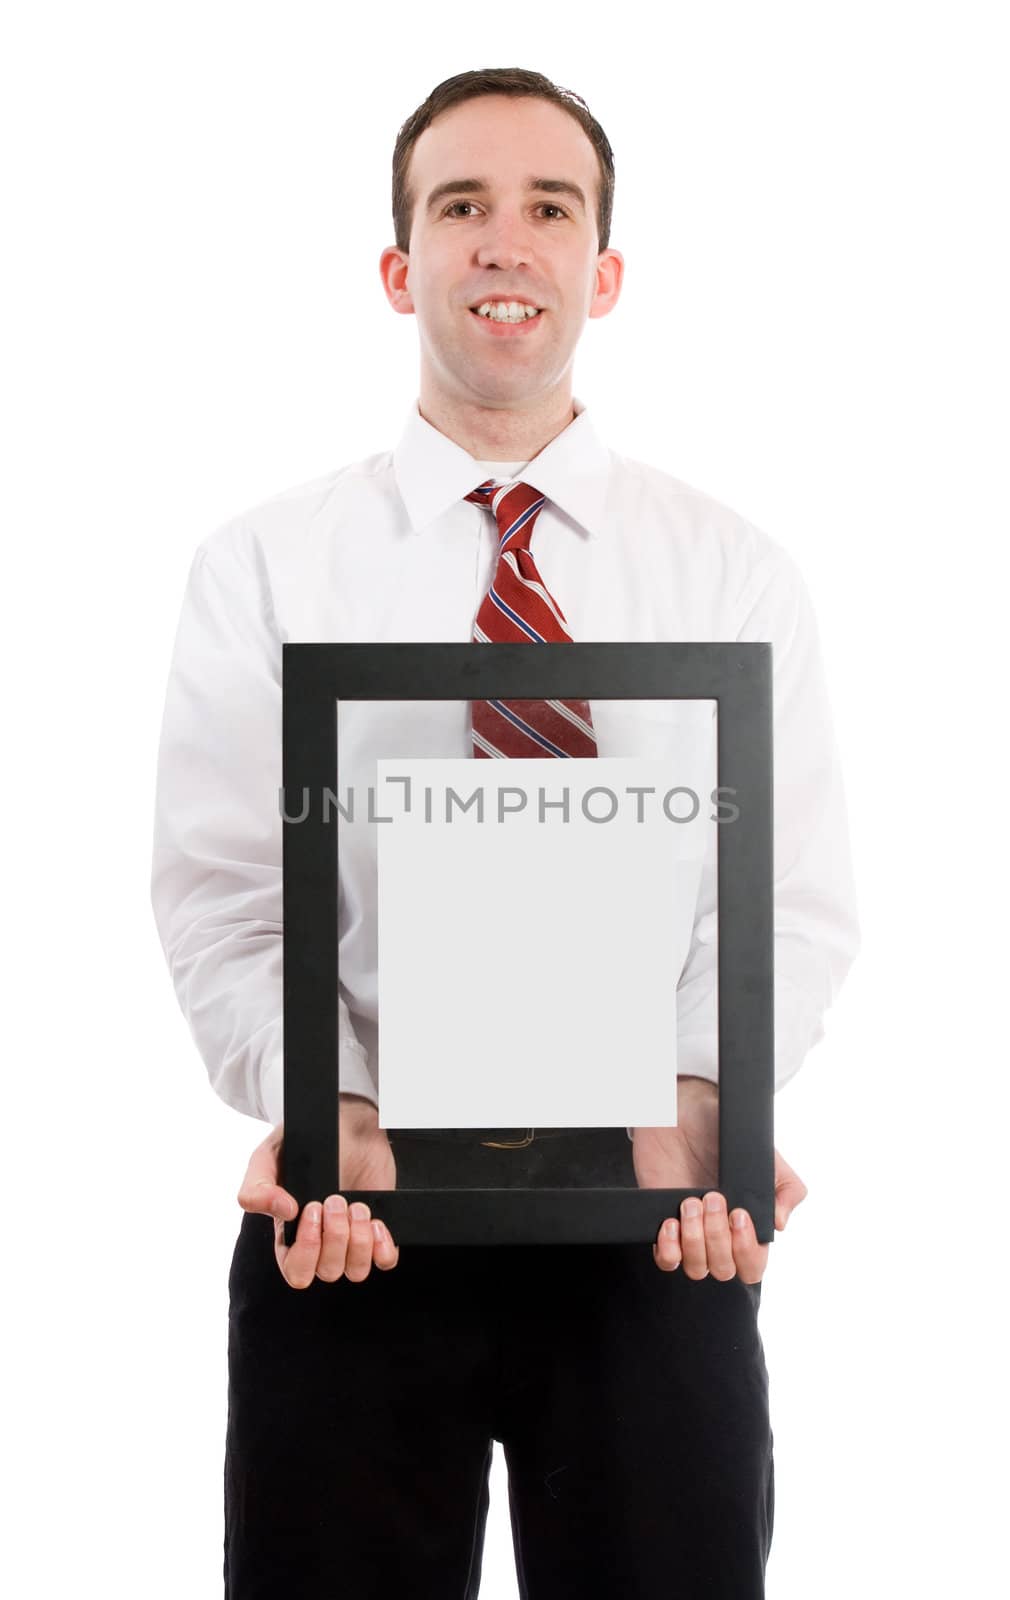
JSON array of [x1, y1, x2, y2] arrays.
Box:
[[467, 375, 545, 407]]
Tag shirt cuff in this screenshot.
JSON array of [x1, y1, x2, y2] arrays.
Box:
[[339, 1042, 379, 1107], [259, 1052, 284, 1128], [674, 1037, 720, 1089], [257, 1042, 378, 1126]]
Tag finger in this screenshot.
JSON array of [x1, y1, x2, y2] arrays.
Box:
[[653, 1217, 682, 1273], [729, 1209, 770, 1283], [275, 1201, 323, 1290], [370, 1218, 400, 1271], [679, 1197, 708, 1280], [315, 1194, 351, 1282], [701, 1192, 735, 1281], [344, 1201, 374, 1282]]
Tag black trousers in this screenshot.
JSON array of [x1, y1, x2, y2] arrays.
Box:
[[224, 1129, 774, 1598]]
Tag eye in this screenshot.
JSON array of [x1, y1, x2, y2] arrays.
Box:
[[440, 200, 570, 220]]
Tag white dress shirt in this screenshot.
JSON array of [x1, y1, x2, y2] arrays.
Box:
[[150, 395, 860, 1131]]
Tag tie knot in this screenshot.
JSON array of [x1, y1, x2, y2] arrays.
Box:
[[464, 479, 546, 555]]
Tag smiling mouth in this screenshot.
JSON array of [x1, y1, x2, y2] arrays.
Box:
[[469, 301, 543, 323]]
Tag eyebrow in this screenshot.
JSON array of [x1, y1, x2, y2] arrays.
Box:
[[424, 176, 588, 215]]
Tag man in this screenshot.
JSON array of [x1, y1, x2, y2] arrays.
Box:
[[151, 67, 859, 1598]]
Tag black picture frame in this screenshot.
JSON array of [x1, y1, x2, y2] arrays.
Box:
[[281, 642, 774, 1247]]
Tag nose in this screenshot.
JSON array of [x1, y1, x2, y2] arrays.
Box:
[[474, 209, 535, 272]]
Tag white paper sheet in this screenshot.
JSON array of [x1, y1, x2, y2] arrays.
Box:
[[376, 750, 715, 1129]]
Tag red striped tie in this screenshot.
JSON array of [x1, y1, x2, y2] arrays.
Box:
[[464, 479, 598, 759]]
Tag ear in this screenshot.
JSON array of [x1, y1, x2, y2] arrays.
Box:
[[379, 245, 415, 316], [588, 248, 624, 321]]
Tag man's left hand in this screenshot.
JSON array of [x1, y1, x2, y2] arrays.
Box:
[[632, 1076, 808, 1283]]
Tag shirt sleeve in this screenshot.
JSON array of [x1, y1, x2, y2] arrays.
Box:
[[149, 523, 376, 1125], [674, 541, 861, 1093]]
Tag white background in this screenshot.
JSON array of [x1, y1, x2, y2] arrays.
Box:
[[4, 3, 1007, 1595]]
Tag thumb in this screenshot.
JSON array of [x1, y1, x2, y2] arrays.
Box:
[[773, 1155, 809, 1231], [238, 1129, 298, 1219]]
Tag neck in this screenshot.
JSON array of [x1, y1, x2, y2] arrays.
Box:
[[417, 385, 576, 462]]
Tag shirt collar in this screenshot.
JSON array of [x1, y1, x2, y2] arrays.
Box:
[[392, 394, 613, 540]]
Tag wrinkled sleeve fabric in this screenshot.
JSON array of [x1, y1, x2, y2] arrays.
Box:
[[149, 521, 374, 1125], [675, 540, 861, 1092]]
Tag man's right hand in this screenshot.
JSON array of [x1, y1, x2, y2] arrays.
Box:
[[236, 1094, 400, 1289]]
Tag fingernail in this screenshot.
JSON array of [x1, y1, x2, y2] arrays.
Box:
[[731, 1210, 748, 1231], [350, 1202, 369, 1221], [683, 1198, 702, 1219], [664, 1218, 679, 1239], [704, 1193, 722, 1214], [306, 1203, 322, 1227], [325, 1195, 347, 1216], [371, 1220, 386, 1243]]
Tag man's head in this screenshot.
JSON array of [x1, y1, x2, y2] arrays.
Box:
[[391, 68, 616, 257], [380, 68, 623, 430]]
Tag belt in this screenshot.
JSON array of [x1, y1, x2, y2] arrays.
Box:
[[384, 1127, 617, 1148]]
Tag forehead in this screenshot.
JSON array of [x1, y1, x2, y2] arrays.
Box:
[[410, 94, 598, 194]]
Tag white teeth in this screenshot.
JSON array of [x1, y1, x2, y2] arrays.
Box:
[[474, 300, 540, 322]]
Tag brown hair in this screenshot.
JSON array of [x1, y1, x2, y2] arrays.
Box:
[[392, 68, 615, 254]]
